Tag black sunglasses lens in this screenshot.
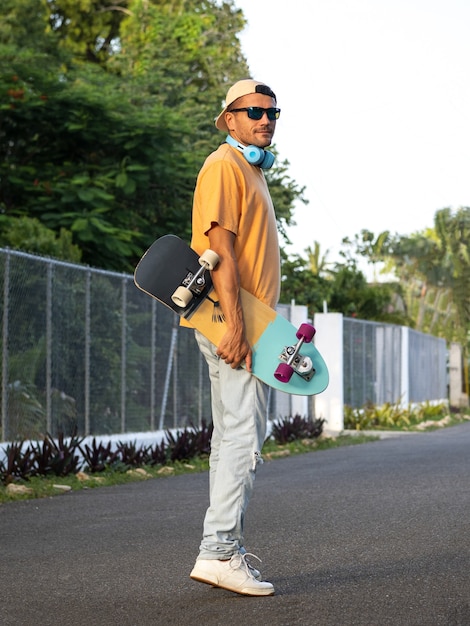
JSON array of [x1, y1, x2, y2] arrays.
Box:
[[247, 107, 280, 121], [247, 107, 264, 120]]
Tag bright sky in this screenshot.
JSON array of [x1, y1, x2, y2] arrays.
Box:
[[235, 0, 470, 264]]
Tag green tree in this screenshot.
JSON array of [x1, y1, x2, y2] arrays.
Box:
[[281, 234, 410, 323], [0, 0, 56, 52], [434, 207, 470, 340], [280, 250, 332, 315], [305, 242, 331, 276], [0, 216, 82, 261], [0, 0, 303, 270], [45, 0, 128, 64], [349, 208, 470, 347], [328, 260, 409, 324], [1, 52, 182, 269]]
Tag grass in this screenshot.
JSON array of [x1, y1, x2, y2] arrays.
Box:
[[0, 433, 377, 504]]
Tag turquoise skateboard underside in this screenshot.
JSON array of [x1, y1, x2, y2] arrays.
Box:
[[252, 314, 329, 396]]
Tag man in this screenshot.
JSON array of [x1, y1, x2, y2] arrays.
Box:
[[188, 79, 281, 596]]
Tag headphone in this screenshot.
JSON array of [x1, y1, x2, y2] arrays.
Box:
[[225, 135, 275, 170]]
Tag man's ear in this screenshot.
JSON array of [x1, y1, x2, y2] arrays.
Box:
[[225, 111, 235, 132]]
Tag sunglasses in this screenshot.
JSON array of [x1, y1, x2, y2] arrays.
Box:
[[228, 106, 281, 121]]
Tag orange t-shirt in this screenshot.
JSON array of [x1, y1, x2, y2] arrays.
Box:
[[190, 143, 280, 309]]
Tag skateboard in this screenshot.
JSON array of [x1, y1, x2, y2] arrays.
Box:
[[134, 235, 329, 396]]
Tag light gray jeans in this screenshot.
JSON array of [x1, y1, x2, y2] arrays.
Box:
[[194, 330, 269, 560]]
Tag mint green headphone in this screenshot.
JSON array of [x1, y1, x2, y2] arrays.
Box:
[[225, 135, 275, 169]]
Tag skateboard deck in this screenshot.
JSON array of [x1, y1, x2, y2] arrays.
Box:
[[134, 235, 329, 396]]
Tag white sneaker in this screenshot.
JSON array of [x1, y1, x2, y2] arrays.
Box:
[[190, 553, 274, 596]]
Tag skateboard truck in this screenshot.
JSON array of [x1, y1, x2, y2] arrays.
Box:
[[171, 249, 219, 308], [274, 323, 316, 383]]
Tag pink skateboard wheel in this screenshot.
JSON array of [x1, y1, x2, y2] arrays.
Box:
[[296, 323, 316, 343], [274, 362, 294, 383]]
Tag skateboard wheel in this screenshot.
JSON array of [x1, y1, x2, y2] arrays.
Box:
[[199, 249, 219, 271], [274, 362, 294, 383], [296, 323, 316, 343], [171, 286, 193, 307]]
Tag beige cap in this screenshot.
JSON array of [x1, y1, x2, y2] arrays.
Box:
[[215, 79, 277, 131]]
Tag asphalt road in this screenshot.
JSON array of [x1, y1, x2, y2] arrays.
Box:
[[1, 424, 470, 626]]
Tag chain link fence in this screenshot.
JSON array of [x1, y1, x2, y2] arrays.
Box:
[[0, 249, 449, 442], [343, 317, 447, 407], [0, 249, 297, 441], [0, 249, 211, 441]]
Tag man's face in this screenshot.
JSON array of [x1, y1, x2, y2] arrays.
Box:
[[225, 93, 278, 148]]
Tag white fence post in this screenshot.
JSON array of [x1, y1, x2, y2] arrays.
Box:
[[313, 312, 344, 433], [401, 326, 410, 406], [449, 342, 468, 408]]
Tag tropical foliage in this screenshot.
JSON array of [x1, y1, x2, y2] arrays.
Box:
[[346, 207, 470, 348], [280, 245, 411, 326], [0, 0, 299, 270]]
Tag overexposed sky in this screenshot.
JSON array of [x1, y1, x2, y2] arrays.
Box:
[[235, 0, 470, 263]]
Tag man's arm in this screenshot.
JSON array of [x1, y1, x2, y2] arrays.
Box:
[[207, 225, 252, 371]]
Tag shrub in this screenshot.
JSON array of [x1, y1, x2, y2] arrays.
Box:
[[165, 421, 213, 462], [148, 440, 167, 466], [1, 441, 36, 483], [80, 438, 119, 473], [30, 430, 83, 477], [0, 430, 83, 483], [344, 401, 449, 430], [271, 415, 324, 445]]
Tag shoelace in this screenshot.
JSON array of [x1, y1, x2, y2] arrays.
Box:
[[232, 551, 262, 578]]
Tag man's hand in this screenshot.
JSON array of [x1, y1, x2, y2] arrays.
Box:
[[216, 327, 253, 372], [207, 225, 252, 371]]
